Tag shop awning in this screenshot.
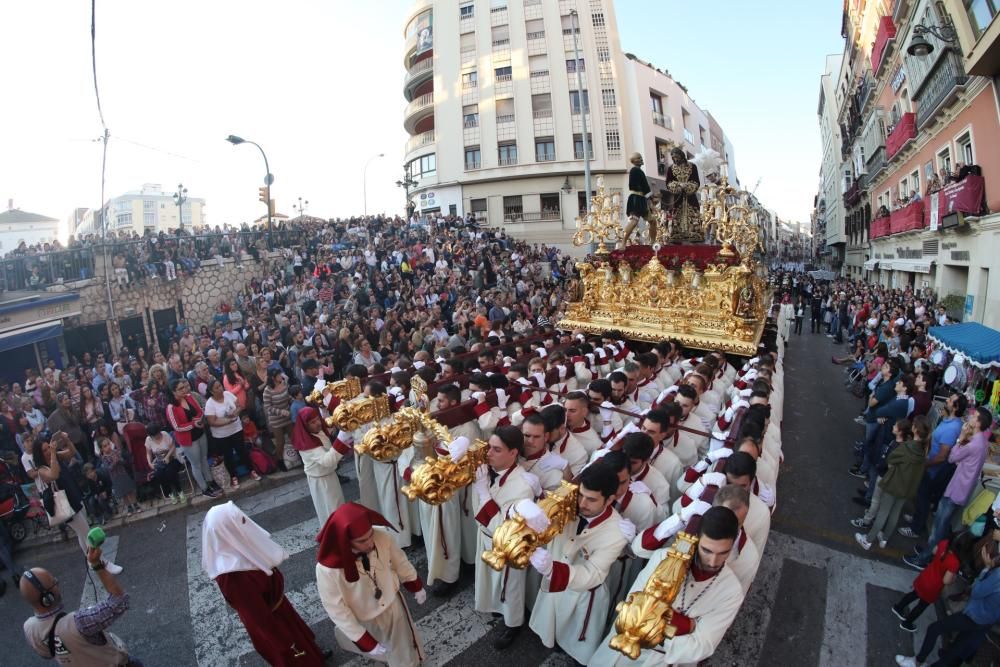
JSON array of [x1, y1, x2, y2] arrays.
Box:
[[929, 322, 1000, 369], [891, 259, 933, 274], [862, 259, 879, 270], [0, 320, 63, 354]]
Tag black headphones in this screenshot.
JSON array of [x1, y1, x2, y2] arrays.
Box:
[[23, 570, 56, 608]]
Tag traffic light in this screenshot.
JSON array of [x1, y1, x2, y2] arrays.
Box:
[[258, 187, 268, 203]]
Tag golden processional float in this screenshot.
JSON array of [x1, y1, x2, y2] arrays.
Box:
[[554, 156, 771, 658], [557, 161, 771, 356]]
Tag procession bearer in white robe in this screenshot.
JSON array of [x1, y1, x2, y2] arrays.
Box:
[[528, 460, 631, 665], [588, 506, 745, 667], [315, 502, 427, 667], [362, 381, 411, 549], [471, 425, 536, 650], [292, 406, 349, 523]]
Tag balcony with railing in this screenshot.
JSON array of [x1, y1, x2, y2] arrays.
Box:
[[870, 216, 891, 239], [404, 93, 434, 132], [913, 50, 968, 128], [503, 210, 560, 223], [866, 145, 886, 178], [498, 156, 519, 167], [885, 112, 915, 159], [405, 130, 435, 156], [403, 58, 433, 101], [889, 200, 925, 234], [652, 111, 673, 129], [871, 15, 897, 74], [843, 181, 862, 208]]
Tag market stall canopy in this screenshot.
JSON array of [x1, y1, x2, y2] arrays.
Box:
[[862, 259, 879, 271], [929, 322, 1000, 369]]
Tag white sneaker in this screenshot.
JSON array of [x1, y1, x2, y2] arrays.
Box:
[[104, 561, 123, 575], [895, 656, 921, 667], [855, 533, 872, 550], [877, 532, 887, 549]]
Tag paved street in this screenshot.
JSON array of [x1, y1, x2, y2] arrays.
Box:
[[0, 331, 986, 666]]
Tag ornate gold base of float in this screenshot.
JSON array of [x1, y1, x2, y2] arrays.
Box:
[[558, 254, 769, 355], [560, 173, 770, 356]]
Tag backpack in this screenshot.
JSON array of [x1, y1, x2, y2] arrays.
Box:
[[249, 447, 278, 475]]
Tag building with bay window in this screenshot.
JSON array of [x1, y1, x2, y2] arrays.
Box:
[[402, 0, 740, 250], [830, 0, 1000, 327]]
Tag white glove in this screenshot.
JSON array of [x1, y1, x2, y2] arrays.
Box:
[[414, 588, 427, 605], [413, 361, 425, 369], [537, 347, 548, 358], [473, 464, 491, 498], [702, 472, 728, 488], [557, 365, 567, 380], [496, 388, 509, 410], [691, 459, 710, 475], [680, 499, 712, 522], [655, 388, 674, 405], [472, 391, 486, 404], [529, 547, 553, 577], [599, 400, 614, 421], [707, 448, 734, 463], [739, 388, 752, 398], [685, 479, 706, 501], [521, 471, 543, 499], [368, 643, 389, 657], [446, 436, 470, 462], [758, 482, 776, 507], [619, 518, 637, 542], [653, 515, 683, 541], [538, 452, 568, 473], [388, 386, 403, 398], [515, 498, 550, 532], [595, 348, 607, 360], [585, 353, 596, 366], [532, 372, 547, 388], [629, 480, 651, 496], [516, 377, 532, 387]]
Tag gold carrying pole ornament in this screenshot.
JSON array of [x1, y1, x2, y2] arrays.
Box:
[[326, 393, 391, 433], [572, 177, 624, 257], [609, 531, 700, 659], [400, 373, 490, 504], [306, 376, 362, 406], [481, 480, 578, 571], [354, 406, 445, 462], [402, 438, 489, 505]]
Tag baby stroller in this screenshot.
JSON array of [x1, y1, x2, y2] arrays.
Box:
[[844, 360, 867, 398], [0, 459, 32, 543]]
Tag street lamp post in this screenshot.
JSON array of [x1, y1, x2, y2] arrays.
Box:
[[569, 10, 592, 211], [294, 197, 309, 219], [225, 134, 273, 247], [395, 174, 417, 220], [173, 183, 188, 231], [363, 153, 385, 216]]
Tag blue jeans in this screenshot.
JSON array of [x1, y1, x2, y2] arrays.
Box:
[[858, 422, 880, 472], [918, 497, 961, 562]]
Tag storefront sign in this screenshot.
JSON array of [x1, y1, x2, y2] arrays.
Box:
[[896, 247, 922, 259], [0, 298, 80, 333], [941, 242, 958, 250], [950, 250, 970, 261]]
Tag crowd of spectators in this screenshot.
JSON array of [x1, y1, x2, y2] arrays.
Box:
[[775, 270, 1000, 664], [0, 214, 578, 532]]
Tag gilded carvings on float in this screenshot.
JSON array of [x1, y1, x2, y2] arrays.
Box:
[[559, 168, 770, 354]]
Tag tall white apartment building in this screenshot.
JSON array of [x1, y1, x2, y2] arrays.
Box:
[[403, 0, 633, 236], [402, 0, 740, 243]]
